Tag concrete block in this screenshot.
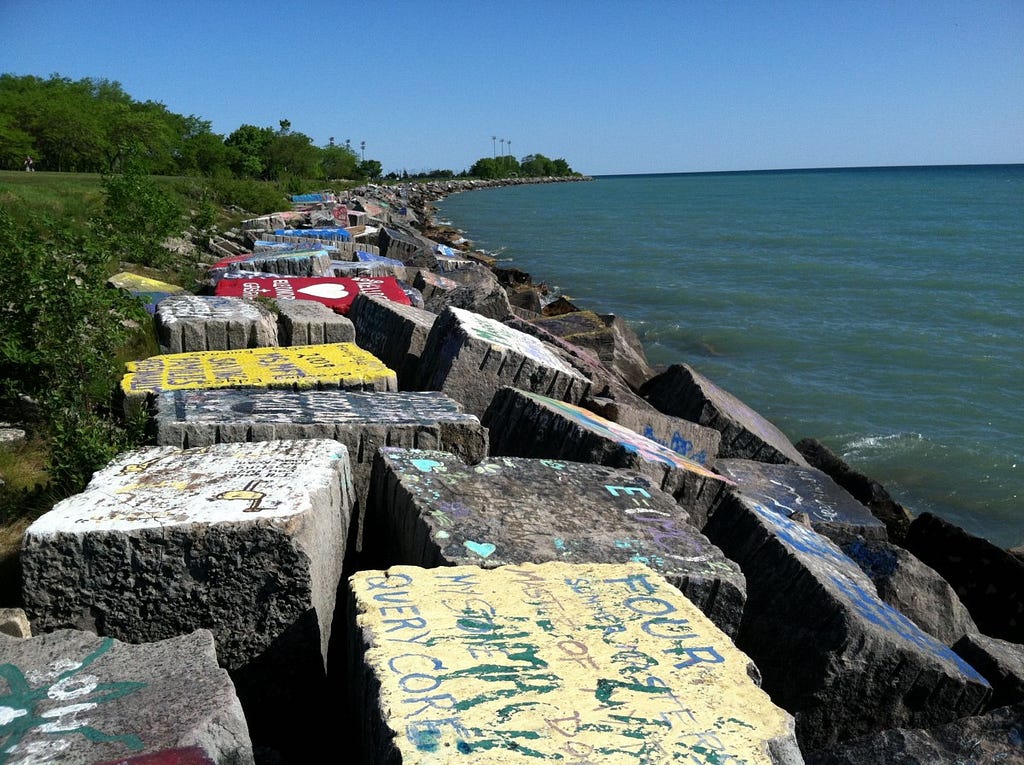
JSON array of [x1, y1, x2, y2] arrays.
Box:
[[587, 395, 722, 466], [641, 364, 810, 466], [348, 293, 437, 390], [484, 387, 734, 529], [367, 447, 746, 637], [346, 562, 801, 764], [274, 298, 355, 345], [0, 628, 252, 764], [121, 343, 398, 407], [152, 388, 487, 558], [416, 306, 591, 419], [20, 439, 353, 757], [214, 275, 411, 315], [953, 632, 1024, 710], [155, 295, 279, 354], [714, 459, 888, 540], [703, 485, 991, 750]]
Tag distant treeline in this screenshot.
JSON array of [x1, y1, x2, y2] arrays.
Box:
[[0, 73, 579, 181]]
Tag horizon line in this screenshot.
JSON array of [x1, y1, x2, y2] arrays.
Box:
[[589, 161, 1024, 178]]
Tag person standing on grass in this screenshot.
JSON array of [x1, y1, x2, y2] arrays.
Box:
[[24, 156, 34, 171]]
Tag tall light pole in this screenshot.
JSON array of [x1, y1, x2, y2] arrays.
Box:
[[360, 141, 365, 162], [500, 138, 505, 159], [491, 135, 496, 158], [507, 140, 512, 171]]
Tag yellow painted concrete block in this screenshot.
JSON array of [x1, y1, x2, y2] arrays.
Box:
[[108, 271, 187, 294], [350, 561, 798, 763], [122, 343, 397, 396]]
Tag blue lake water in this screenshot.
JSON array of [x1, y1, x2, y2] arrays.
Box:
[[435, 165, 1024, 549]]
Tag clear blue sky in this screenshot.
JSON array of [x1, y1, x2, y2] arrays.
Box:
[[2, 0, 1021, 176]]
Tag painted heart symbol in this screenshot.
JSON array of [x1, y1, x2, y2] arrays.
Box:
[[464, 540, 496, 558], [411, 458, 444, 473], [297, 283, 349, 300]]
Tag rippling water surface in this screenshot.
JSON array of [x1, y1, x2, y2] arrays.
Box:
[[436, 165, 1024, 549]]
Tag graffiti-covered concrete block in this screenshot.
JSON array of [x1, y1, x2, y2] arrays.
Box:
[[348, 293, 437, 390], [121, 343, 397, 409], [587, 396, 722, 467], [702, 485, 991, 751], [155, 294, 279, 354], [20, 439, 353, 758], [417, 306, 591, 418], [640, 364, 809, 466], [152, 388, 487, 557], [367, 448, 745, 636], [274, 298, 355, 346], [347, 562, 801, 764], [0, 629, 253, 764], [484, 388, 734, 529], [714, 459, 887, 541], [214, 275, 411, 315]]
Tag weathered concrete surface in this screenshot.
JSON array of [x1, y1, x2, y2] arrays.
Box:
[[840, 537, 978, 646], [796, 437, 914, 544], [274, 297, 355, 346], [121, 343, 398, 405], [953, 632, 1024, 710], [714, 459, 888, 541], [347, 562, 801, 764], [20, 439, 352, 759], [587, 395, 722, 466], [702, 488, 991, 751], [640, 364, 810, 466], [483, 387, 734, 530], [803, 702, 1024, 764], [532, 310, 653, 390], [0, 606, 30, 637], [152, 388, 487, 558], [419, 262, 513, 320], [903, 512, 1024, 644], [0, 628, 253, 765], [367, 447, 746, 637], [154, 294, 280, 354], [348, 293, 437, 390], [416, 306, 591, 419]]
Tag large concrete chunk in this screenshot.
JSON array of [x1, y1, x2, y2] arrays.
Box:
[[640, 364, 810, 466], [0, 629, 253, 764], [347, 562, 801, 764], [367, 447, 746, 636], [152, 388, 487, 558], [416, 306, 591, 418], [419, 262, 513, 320], [714, 459, 888, 540], [214, 275, 412, 315], [903, 512, 1024, 644], [348, 293, 437, 390], [155, 294, 279, 354], [533, 310, 653, 390], [484, 387, 734, 529], [587, 396, 722, 467], [953, 632, 1024, 710], [803, 702, 1024, 764], [841, 537, 978, 645], [274, 297, 355, 345], [121, 343, 398, 404], [20, 439, 353, 759], [703, 487, 991, 751]]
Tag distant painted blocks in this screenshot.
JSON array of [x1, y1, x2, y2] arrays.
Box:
[[347, 562, 801, 764], [0, 629, 253, 764], [367, 447, 745, 636], [20, 439, 353, 757], [417, 306, 591, 418]]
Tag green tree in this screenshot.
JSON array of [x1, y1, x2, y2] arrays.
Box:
[[357, 158, 382, 180], [265, 130, 321, 181], [321, 143, 359, 180], [225, 124, 276, 178]]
